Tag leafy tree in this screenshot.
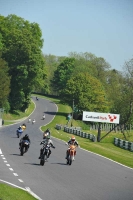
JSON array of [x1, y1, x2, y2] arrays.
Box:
[[60, 72, 110, 113], [0, 57, 10, 108], [52, 57, 75, 95], [43, 54, 66, 95], [114, 58, 133, 124], [104, 69, 122, 109], [68, 52, 111, 88], [0, 33, 3, 50], [0, 14, 46, 110]]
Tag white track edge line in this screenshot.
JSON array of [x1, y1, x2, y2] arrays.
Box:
[[0, 179, 42, 200], [51, 136, 133, 171], [0, 179, 26, 191]]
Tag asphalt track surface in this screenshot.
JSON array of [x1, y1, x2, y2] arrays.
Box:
[[0, 96, 133, 200]]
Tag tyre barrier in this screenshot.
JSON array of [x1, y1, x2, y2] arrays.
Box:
[[55, 124, 96, 142], [114, 138, 133, 152], [56, 125, 133, 149]]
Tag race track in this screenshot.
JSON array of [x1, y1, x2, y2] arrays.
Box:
[[0, 96, 133, 200]]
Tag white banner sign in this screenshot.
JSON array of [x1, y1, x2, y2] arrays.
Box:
[[82, 111, 120, 124]]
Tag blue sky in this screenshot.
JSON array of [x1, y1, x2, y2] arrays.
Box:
[[0, 0, 133, 71]]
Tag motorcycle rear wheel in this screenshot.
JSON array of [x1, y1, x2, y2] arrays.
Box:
[[69, 158, 72, 165], [20, 147, 24, 156]]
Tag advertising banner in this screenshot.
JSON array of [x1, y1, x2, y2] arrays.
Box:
[[82, 111, 120, 124]]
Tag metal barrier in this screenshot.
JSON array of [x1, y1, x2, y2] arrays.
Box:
[[56, 125, 133, 151], [114, 138, 133, 152], [55, 124, 96, 142]]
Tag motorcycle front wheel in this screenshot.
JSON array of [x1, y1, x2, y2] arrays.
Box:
[[68, 156, 72, 165], [67, 156, 72, 165], [40, 154, 45, 166], [40, 159, 44, 166]]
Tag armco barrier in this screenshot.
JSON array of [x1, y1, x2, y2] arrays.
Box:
[[56, 125, 133, 150], [114, 138, 118, 145], [114, 138, 133, 152], [128, 142, 133, 151], [56, 124, 96, 142], [56, 125, 133, 151], [82, 132, 86, 138]]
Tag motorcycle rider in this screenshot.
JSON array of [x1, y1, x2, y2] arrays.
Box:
[[32, 119, 36, 124], [17, 126, 23, 134], [42, 114, 45, 120], [38, 135, 55, 159], [65, 135, 79, 160], [19, 134, 31, 149], [43, 128, 50, 139], [21, 123, 26, 131], [17, 126, 22, 131]]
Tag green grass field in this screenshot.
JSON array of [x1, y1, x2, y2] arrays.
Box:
[[0, 184, 37, 200]]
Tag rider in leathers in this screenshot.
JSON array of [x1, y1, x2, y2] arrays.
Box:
[[65, 136, 79, 160], [38, 135, 55, 159], [19, 134, 31, 149]]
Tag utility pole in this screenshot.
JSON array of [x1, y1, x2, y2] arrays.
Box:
[[0, 108, 4, 127], [71, 99, 74, 127], [97, 122, 101, 142]]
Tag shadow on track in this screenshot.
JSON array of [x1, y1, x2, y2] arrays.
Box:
[[51, 162, 67, 165], [24, 163, 41, 166], [10, 153, 21, 156]]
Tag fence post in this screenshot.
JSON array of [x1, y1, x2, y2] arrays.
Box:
[[97, 122, 101, 142]]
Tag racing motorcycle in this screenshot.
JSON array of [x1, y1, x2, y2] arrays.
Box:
[[40, 143, 51, 166], [66, 144, 76, 165], [16, 128, 23, 138], [21, 124, 26, 131], [20, 140, 30, 156]]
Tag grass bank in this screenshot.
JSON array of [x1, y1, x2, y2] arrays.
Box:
[[3, 100, 35, 125], [0, 183, 37, 200]]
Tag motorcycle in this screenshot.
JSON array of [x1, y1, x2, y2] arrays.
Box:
[[21, 124, 26, 131], [16, 129, 23, 138], [42, 115, 45, 120], [32, 119, 36, 124], [66, 144, 76, 165], [40, 144, 51, 166], [20, 140, 30, 156]]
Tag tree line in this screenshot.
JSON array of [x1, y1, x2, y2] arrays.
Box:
[[0, 14, 133, 125]]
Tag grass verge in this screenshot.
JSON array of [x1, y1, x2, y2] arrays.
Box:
[[3, 100, 35, 125], [0, 183, 37, 200]]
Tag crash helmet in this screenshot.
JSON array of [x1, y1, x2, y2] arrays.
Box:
[[43, 133, 48, 139], [71, 136, 75, 141], [25, 134, 29, 138]]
